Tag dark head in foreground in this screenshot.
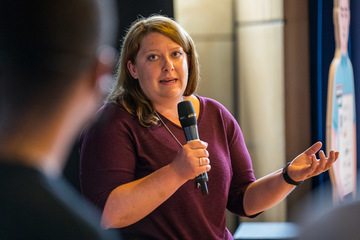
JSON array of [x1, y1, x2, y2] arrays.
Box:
[[0, 0, 117, 172], [0, 0, 121, 239]]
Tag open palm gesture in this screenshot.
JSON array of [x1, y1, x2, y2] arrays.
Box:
[[287, 142, 339, 182]]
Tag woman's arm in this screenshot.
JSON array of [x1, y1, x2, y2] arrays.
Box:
[[243, 142, 338, 216], [101, 140, 211, 228]]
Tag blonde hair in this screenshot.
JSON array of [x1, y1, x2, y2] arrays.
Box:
[[107, 15, 200, 126]]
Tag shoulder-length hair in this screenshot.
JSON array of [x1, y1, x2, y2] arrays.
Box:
[[106, 15, 200, 127]]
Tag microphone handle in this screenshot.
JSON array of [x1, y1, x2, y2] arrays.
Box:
[[183, 126, 209, 195], [196, 173, 209, 195]]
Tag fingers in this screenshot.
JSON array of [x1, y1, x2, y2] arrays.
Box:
[[291, 145, 339, 181], [198, 157, 211, 173], [186, 147, 209, 161], [184, 140, 209, 163], [203, 164, 211, 173], [173, 140, 211, 180], [324, 150, 337, 169], [186, 140, 208, 149], [310, 149, 339, 177], [307, 155, 318, 177], [304, 141, 322, 156], [312, 150, 326, 175], [199, 157, 210, 166], [335, 151, 339, 161], [189, 141, 210, 175], [191, 155, 211, 179]]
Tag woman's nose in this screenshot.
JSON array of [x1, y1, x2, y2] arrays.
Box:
[[162, 57, 174, 72]]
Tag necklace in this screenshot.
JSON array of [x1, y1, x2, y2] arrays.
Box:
[[154, 110, 183, 147]]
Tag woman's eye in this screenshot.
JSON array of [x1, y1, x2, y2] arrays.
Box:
[[173, 51, 182, 57], [148, 55, 158, 61]]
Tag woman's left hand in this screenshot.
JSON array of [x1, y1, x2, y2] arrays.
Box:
[[287, 142, 339, 182]]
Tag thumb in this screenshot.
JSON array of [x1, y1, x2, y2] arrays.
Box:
[[304, 142, 322, 156]]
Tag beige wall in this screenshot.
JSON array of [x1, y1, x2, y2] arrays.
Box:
[[236, 0, 286, 223], [174, 0, 235, 115], [283, 0, 311, 221], [174, 0, 238, 232], [175, 0, 311, 232]]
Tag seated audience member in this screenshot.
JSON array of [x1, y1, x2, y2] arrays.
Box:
[[0, 0, 121, 239]]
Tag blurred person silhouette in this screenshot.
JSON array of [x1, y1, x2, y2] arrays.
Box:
[[298, 0, 359, 239], [0, 0, 122, 239], [296, 176, 360, 240], [80, 15, 339, 239], [326, 0, 356, 202], [299, 199, 360, 240]]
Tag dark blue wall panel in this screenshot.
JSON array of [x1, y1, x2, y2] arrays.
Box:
[[350, 0, 360, 172], [309, 0, 334, 189]]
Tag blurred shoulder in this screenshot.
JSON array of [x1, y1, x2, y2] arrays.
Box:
[[92, 102, 137, 127]]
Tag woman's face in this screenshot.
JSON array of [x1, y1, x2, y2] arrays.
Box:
[[127, 32, 189, 105], [338, 0, 350, 53]]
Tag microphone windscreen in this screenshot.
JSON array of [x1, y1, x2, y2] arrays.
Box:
[[177, 101, 197, 127]]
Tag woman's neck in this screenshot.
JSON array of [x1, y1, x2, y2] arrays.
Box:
[[153, 95, 199, 126], [154, 100, 182, 125]]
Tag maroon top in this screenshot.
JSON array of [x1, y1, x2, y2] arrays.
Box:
[[80, 96, 257, 239]]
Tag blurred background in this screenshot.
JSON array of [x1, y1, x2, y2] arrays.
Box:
[[64, 0, 360, 234]]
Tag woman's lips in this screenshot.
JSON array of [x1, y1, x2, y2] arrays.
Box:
[[160, 78, 177, 83]]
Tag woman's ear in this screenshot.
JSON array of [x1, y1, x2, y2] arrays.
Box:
[[127, 60, 138, 79]]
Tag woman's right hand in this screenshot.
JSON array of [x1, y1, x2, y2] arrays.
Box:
[[170, 140, 211, 181]]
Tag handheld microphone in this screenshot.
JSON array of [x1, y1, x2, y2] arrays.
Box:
[[178, 100, 209, 195]]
